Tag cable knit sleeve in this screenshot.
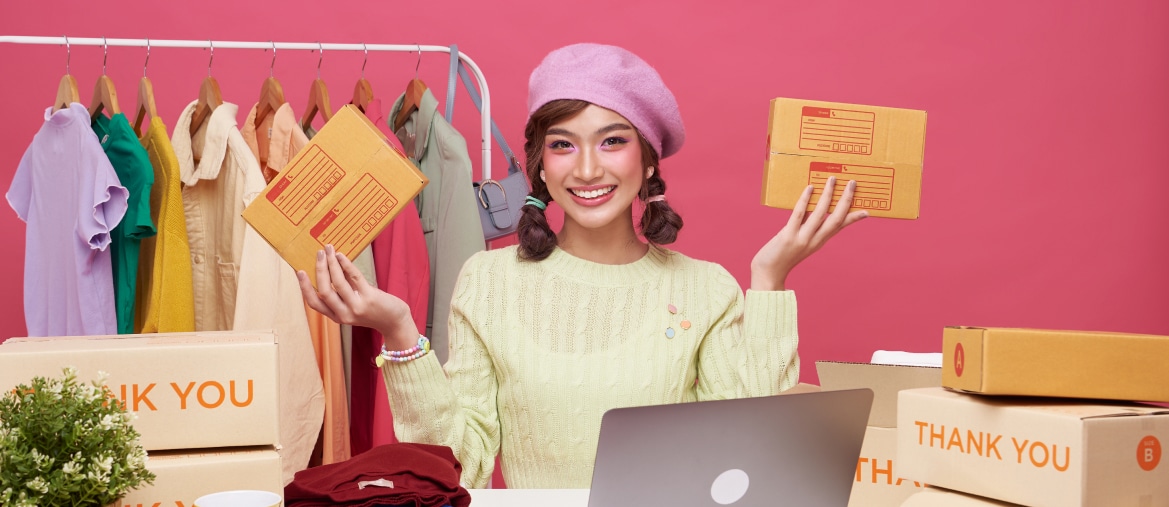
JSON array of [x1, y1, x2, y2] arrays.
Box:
[[695, 265, 799, 401], [380, 253, 500, 488]]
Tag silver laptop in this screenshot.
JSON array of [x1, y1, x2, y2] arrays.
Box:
[[587, 389, 873, 507]]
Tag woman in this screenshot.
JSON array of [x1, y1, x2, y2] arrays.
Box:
[[298, 43, 867, 488]]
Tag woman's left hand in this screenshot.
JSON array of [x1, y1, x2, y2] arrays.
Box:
[[750, 177, 868, 291]]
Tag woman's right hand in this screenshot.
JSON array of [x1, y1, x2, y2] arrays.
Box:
[[298, 244, 419, 351]]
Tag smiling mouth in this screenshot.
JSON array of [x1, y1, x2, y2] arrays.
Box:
[[569, 186, 616, 199]]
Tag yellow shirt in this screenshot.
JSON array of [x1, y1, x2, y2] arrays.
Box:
[[383, 246, 800, 489], [135, 116, 195, 333]]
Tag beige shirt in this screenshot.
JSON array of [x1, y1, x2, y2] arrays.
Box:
[[172, 101, 257, 331], [174, 101, 326, 484], [240, 102, 348, 468]]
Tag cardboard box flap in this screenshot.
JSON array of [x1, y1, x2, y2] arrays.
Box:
[[1, 330, 276, 351], [780, 383, 821, 395], [767, 98, 927, 165], [907, 387, 1169, 420], [816, 361, 940, 427]]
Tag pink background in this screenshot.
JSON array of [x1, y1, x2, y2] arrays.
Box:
[[2, 0, 1167, 382]]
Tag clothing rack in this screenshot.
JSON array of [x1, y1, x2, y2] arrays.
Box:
[[0, 35, 497, 177]]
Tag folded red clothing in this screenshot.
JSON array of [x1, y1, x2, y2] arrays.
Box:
[[285, 443, 471, 507]]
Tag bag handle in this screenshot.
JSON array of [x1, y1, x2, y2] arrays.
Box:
[[453, 52, 521, 178], [445, 44, 459, 122]]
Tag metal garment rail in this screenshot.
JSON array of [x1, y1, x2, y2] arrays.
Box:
[[0, 35, 496, 177]]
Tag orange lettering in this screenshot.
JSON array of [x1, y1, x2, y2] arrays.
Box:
[[946, 427, 964, 453], [967, 430, 983, 457], [1053, 445, 1070, 472], [197, 381, 225, 409], [1030, 441, 1049, 468], [915, 421, 929, 445], [856, 457, 867, 482], [872, 459, 894, 485], [229, 380, 253, 407], [133, 383, 157, 411], [929, 423, 945, 449], [1012, 437, 1028, 464], [171, 382, 195, 410], [119, 384, 129, 410], [987, 434, 1002, 460]]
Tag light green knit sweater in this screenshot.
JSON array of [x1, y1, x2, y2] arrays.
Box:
[[381, 245, 799, 489]]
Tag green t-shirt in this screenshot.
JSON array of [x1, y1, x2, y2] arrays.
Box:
[[92, 113, 156, 334]]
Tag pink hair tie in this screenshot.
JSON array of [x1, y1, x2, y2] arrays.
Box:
[[645, 194, 666, 203]]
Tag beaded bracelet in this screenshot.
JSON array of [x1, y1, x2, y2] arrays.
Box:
[[375, 335, 431, 367]]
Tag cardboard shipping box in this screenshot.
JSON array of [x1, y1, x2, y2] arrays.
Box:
[[243, 104, 428, 287], [819, 361, 941, 428], [897, 387, 1169, 507], [943, 326, 1169, 402], [762, 98, 927, 219], [0, 331, 279, 451], [818, 361, 941, 507], [901, 487, 1022, 506], [118, 446, 283, 507]]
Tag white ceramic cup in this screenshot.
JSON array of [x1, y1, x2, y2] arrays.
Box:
[[193, 490, 282, 507]]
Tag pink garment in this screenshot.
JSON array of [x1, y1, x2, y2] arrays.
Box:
[[355, 98, 430, 450], [7, 104, 129, 336]]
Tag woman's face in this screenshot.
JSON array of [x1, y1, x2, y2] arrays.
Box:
[[541, 104, 646, 233]]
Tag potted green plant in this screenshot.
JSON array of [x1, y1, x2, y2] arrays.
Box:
[[0, 367, 155, 506]]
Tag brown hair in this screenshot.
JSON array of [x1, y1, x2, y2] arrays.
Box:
[[517, 99, 684, 261]]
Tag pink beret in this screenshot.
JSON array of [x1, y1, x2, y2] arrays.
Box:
[[528, 43, 686, 159]]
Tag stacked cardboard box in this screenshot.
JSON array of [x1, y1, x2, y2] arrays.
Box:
[[817, 361, 940, 506], [0, 331, 285, 505], [762, 97, 927, 220], [895, 327, 1169, 507]]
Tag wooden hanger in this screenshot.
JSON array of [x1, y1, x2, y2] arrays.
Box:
[[88, 75, 121, 119], [54, 74, 79, 112], [392, 47, 427, 132], [253, 42, 286, 129], [299, 44, 332, 131], [351, 43, 375, 113], [300, 78, 333, 131], [351, 78, 374, 113], [88, 38, 120, 119], [133, 40, 157, 136], [53, 36, 79, 112], [189, 76, 223, 136], [189, 41, 223, 137], [253, 76, 286, 128], [133, 77, 158, 135], [392, 79, 426, 132]]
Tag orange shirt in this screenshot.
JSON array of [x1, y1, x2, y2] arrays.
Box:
[[241, 102, 350, 466]]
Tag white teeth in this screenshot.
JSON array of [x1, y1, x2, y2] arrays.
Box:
[[571, 186, 615, 199]]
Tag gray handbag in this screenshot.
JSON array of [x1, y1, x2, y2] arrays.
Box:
[[446, 45, 529, 241]]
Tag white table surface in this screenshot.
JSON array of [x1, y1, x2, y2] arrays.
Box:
[[467, 489, 590, 506]]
